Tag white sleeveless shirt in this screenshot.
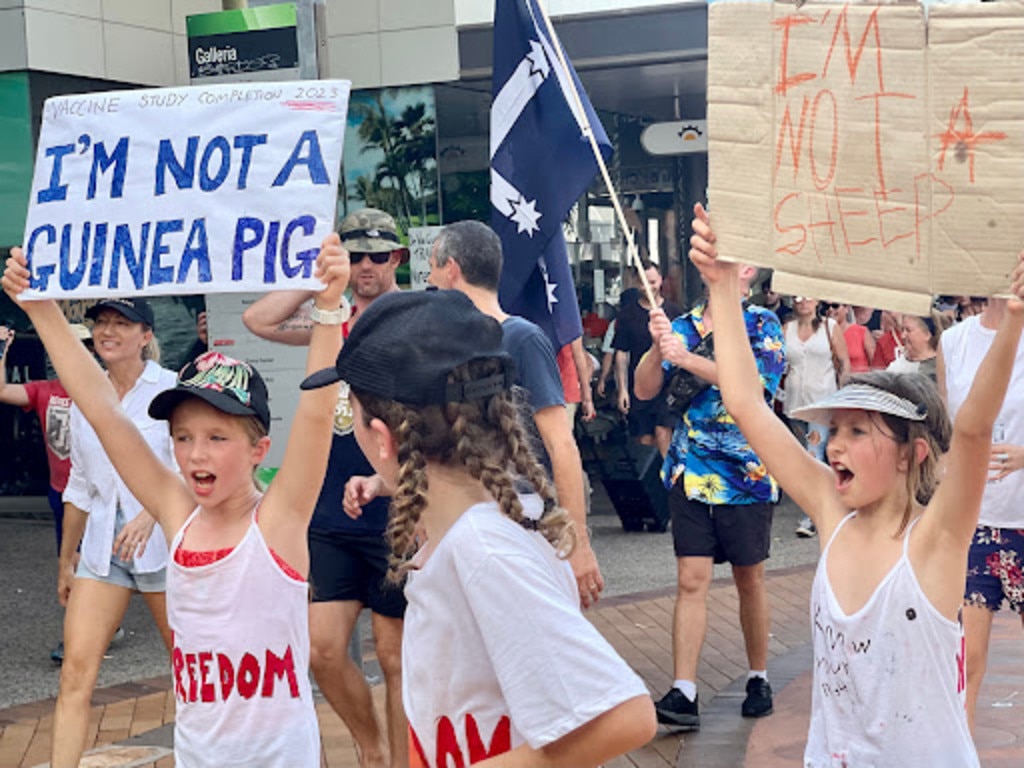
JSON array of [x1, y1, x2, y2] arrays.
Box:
[[167, 508, 320, 767], [784, 319, 838, 416], [805, 514, 978, 767]]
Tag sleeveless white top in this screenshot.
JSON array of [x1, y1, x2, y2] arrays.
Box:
[[941, 315, 1024, 527], [167, 508, 319, 767], [805, 514, 978, 767], [784, 319, 838, 416]]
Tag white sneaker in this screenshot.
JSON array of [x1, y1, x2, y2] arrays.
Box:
[[795, 516, 816, 538]]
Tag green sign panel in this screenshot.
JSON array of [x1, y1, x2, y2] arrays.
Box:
[[187, 4, 299, 80]]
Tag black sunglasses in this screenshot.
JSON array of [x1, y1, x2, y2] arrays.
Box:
[[349, 251, 392, 265]]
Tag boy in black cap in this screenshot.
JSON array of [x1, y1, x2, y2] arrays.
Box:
[[301, 289, 657, 767]]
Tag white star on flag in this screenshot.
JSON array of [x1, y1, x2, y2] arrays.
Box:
[[509, 197, 542, 236], [526, 40, 550, 79], [537, 257, 558, 312]]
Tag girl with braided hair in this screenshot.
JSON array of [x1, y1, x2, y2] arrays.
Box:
[[301, 288, 655, 768]]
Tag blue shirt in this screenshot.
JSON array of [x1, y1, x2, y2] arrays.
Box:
[[660, 303, 785, 505]]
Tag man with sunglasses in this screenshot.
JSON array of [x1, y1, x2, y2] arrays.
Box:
[[242, 207, 410, 768]]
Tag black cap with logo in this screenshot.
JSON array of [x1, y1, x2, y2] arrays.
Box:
[[85, 298, 155, 329], [149, 351, 271, 430]]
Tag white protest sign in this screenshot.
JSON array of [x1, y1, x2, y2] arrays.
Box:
[[408, 226, 443, 290], [21, 80, 351, 301], [708, 1, 1024, 313]]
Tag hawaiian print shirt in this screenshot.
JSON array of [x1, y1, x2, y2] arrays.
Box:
[[660, 302, 785, 505]]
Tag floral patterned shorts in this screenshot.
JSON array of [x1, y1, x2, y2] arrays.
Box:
[[965, 526, 1024, 614]]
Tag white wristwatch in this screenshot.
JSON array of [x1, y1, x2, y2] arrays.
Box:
[[310, 297, 351, 325]]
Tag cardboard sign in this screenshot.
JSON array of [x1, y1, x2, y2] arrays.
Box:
[[708, 1, 1024, 312], [21, 80, 351, 301]]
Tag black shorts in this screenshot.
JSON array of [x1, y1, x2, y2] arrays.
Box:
[[308, 529, 407, 618], [627, 394, 676, 438], [669, 485, 773, 566]]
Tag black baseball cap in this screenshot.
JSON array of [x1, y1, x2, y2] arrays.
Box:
[[300, 290, 514, 405], [149, 351, 271, 430], [85, 297, 155, 328]]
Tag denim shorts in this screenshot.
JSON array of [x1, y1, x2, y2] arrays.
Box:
[[964, 526, 1024, 614], [76, 554, 166, 593], [74, 506, 165, 593]]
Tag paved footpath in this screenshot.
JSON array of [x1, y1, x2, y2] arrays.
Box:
[[1, 564, 1021, 767]]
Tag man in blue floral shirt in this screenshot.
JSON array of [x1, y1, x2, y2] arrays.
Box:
[[634, 266, 785, 731]]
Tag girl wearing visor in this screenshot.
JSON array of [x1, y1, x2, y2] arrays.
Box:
[[676, 202, 1024, 766], [3, 236, 349, 767]]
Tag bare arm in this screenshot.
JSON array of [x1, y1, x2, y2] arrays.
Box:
[[569, 337, 594, 419], [0, 327, 29, 407], [596, 351, 613, 396], [241, 289, 317, 346], [533, 404, 604, 608], [831, 320, 850, 382], [614, 351, 630, 411], [2, 252, 191, 531], [57, 501, 88, 606], [688, 204, 843, 534], [259, 237, 348, 564], [918, 266, 1024, 571], [633, 345, 664, 401], [477, 695, 655, 768]]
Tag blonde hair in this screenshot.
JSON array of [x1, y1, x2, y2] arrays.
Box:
[[354, 358, 575, 582], [142, 333, 160, 363], [847, 371, 951, 536]]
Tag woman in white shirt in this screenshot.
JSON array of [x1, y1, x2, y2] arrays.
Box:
[[56, 297, 177, 766], [783, 298, 849, 536]]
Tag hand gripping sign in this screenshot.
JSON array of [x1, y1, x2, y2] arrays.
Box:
[[20, 80, 351, 300], [707, 1, 1023, 313]]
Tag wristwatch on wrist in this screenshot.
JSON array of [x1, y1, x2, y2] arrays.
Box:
[[310, 296, 351, 325]]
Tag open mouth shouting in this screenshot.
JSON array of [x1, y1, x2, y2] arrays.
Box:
[[191, 471, 216, 496], [832, 462, 854, 492]]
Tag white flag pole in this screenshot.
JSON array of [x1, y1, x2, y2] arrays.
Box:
[[532, 0, 658, 308]]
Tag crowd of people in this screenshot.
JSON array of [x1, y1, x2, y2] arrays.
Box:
[[2, 201, 1023, 767]]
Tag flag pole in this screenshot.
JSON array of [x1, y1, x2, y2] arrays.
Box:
[[532, 0, 658, 309]]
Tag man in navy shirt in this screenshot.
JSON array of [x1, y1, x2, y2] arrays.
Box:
[[427, 220, 604, 609]]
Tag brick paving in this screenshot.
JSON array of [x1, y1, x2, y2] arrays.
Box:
[[2, 564, 1021, 767]]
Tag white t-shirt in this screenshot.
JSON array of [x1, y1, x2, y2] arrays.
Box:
[[941, 315, 1024, 527], [402, 502, 648, 767]]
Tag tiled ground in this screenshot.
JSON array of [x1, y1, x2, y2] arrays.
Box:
[[2, 565, 1020, 767]]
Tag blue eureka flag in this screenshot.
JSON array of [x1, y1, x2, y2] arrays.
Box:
[[490, 0, 612, 349]]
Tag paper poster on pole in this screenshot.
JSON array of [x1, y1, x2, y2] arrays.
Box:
[[20, 79, 351, 301], [707, 1, 1024, 313], [408, 226, 443, 290]]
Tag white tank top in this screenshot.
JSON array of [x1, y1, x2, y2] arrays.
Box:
[[784, 319, 838, 416], [941, 315, 1024, 527], [167, 508, 320, 767], [804, 514, 978, 767]]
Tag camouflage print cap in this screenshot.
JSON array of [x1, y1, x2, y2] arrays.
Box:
[[338, 208, 409, 263]]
